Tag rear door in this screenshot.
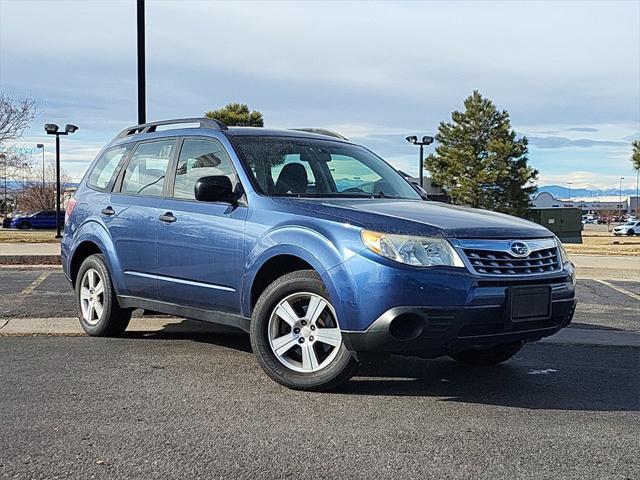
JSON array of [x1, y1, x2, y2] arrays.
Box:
[[156, 137, 247, 313], [105, 139, 177, 299]]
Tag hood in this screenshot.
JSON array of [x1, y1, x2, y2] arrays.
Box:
[[272, 198, 553, 239]]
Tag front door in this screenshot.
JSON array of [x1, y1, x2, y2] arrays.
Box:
[[156, 138, 247, 313]]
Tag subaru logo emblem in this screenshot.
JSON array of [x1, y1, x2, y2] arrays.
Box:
[[510, 241, 530, 257]]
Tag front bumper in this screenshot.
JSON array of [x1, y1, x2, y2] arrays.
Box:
[[335, 250, 577, 357], [342, 293, 576, 357]]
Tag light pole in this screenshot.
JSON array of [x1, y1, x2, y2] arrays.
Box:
[[0, 153, 6, 215], [137, 0, 146, 124], [405, 135, 434, 188], [36, 144, 45, 188], [619, 176, 625, 218], [44, 123, 78, 238]]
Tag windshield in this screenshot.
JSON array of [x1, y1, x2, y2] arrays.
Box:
[[232, 136, 421, 199]]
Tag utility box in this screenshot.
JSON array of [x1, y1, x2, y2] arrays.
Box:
[[528, 208, 583, 243]]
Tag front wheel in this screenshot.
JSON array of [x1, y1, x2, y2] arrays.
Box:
[[450, 341, 524, 366], [627, 230, 635, 236], [250, 270, 358, 391], [17, 221, 30, 229]]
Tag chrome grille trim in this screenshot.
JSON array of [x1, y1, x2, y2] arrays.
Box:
[[449, 238, 562, 277]]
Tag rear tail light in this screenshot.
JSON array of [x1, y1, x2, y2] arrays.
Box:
[[65, 197, 77, 220]]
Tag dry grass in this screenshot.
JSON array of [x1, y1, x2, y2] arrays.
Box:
[[564, 234, 640, 256], [0, 229, 60, 243]]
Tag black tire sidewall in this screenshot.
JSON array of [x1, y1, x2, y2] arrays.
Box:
[[75, 254, 128, 336], [250, 270, 357, 391]]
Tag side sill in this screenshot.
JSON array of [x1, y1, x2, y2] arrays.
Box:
[[117, 295, 251, 333]]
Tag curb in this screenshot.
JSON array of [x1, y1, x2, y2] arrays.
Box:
[[0, 255, 60, 265]]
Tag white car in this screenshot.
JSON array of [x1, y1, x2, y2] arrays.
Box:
[[613, 220, 640, 236]]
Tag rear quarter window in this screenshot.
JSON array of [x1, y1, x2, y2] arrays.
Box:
[[87, 145, 132, 191]]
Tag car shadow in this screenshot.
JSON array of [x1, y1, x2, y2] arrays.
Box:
[[124, 318, 638, 412]]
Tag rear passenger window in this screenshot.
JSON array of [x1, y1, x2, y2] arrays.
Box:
[[173, 139, 237, 200], [121, 140, 175, 196], [87, 145, 131, 191]]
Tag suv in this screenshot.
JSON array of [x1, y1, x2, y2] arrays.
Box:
[[62, 118, 577, 391]]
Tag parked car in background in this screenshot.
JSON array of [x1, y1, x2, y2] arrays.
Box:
[[9, 210, 65, 229], [62, 117, 577, 391], [2, 211, 27, 228], [613, 220, 640, 236]]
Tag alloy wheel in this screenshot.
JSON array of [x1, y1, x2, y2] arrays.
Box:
[[79, 268, 105, 325], [267, 292, 342, 373]]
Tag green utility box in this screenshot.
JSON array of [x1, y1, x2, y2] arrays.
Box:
[[528, 208, 583, 243]]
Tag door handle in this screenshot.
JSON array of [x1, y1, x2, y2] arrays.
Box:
[[101, 207, 115, 216], [159, 212, 177, 223]]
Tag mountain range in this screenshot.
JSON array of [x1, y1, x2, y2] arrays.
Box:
[[537, 185, 638, 198]]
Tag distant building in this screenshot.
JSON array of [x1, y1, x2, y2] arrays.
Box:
[[531, 191, 630, 213]]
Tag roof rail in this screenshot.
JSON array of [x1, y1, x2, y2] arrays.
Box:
[[115, 117, 228, 138], [290, 128, 348, 141]]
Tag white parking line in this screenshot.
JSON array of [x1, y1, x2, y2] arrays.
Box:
[[21, 271, 51, 295], [594, 279, 640, 302]]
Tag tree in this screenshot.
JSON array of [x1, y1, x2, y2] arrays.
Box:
[[0, 93, 37, 146], [16, 163, 71, 212], [425, 91, 538, 216], [204, 103, 264, 127]]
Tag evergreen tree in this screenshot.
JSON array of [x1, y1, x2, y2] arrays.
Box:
[[425, 91, 537, 216], [205, 103, 264, 127]]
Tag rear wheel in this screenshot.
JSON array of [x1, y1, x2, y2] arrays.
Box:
[[250, 270, 358, 391], [450, 341, 524, 366], [75, 254, 131, 337]]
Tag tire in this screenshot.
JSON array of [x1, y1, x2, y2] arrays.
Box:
[[17, 221, 30, 230], [75, 254, 131, 337], [450, 341, 524, 366], [250, 270, 358, 391], [627, 230, 635, 236]]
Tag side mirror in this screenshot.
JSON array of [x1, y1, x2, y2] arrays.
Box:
[[194, 176, 237, 204]]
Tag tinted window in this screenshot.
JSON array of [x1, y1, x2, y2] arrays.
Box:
[[173, 139, 237, 200], [121, 140, 175, 196], [233, 136, 420, 199], [87, 145, 131, 190]]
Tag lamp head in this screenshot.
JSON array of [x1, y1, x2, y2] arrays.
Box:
[[422, 135, 434, 145], [65, 124, 78, 134], [36, 143, 44, 149], [405, 135, 418, 144], [44, 124, 59, 134]]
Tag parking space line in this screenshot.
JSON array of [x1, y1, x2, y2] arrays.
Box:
[[20, 272, 51, 296], [594, 279, 640, 302]]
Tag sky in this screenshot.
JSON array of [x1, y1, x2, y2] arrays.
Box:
[[1, 0, 639, 189]]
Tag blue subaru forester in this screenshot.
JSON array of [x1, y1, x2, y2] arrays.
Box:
[[62, 118, 576, 391]]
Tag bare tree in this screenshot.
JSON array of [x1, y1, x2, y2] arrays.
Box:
[[0, 93, 37, 146], [16, 164, 72, 212]]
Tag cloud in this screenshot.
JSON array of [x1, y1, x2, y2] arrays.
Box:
[[565, 127, 600, 132], [528, 136, 629, 149]]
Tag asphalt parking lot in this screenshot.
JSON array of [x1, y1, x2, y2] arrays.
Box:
[[0, 267, 638, 479]]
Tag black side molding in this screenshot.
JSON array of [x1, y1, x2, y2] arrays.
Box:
[[117, 296, 251, 333]]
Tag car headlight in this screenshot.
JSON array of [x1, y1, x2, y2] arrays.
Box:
[[361, 230, 465, 267], [555, 236, 570, 264]]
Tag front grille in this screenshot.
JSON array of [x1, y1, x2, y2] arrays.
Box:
[[463, 247, 561, 276]]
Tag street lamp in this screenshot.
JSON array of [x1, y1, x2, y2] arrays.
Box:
[[0, 153, 6, 215], [36, 144, 45, 188], [619, 176, 625, 218], [44, 123, 78, 238], [405, 135, 434, 188]]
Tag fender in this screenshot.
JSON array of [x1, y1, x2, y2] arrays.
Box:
[[241, 226, 348, 318], [66, 219, 125, 294]]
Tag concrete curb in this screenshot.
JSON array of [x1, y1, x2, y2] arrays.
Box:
[[1, 318, 637, 347], [0, 255, 60, 265]]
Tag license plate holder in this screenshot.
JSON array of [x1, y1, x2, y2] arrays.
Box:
[[508, 285, 552, 322]]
